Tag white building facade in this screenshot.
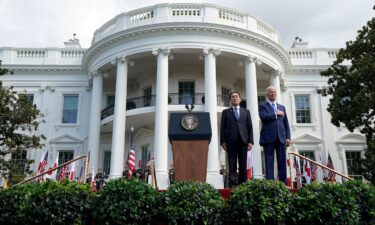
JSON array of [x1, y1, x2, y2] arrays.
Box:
[[0, 3, 366, 188]]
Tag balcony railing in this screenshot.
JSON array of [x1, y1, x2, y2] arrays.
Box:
[[101, 93, 231, 120], [92, 3, 281, 44]]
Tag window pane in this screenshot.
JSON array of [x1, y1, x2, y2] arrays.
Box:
[[103, 152, 111, 175], [62, 95, 78, 123], [141, 145, 150, 170], [10, 150, 28, 174], [346, 151, 362, 180], [221, 87, 230, 107], [179, 81, 195, 104], [295, 95, 311, 124], [143, 87, 152, 107], [107, 96, 115, 106]]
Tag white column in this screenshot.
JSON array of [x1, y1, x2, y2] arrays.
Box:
[[152, 48, 170, 189], [88, 71, 103, 173], [109, 57, 129, 178], [270, 70, 281, 103], [244, 56, 263, 178], [203, 48, 223, 188]]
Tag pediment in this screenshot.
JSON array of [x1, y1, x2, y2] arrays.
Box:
[[293, 134, 322, 144], [134, 128, 153, 140], [336, 133, 365, 144], [49, 133, 83, 144]]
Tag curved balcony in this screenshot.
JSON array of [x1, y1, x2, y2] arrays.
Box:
[[92, 3, 280, 45], [101, 93, 231, 120]]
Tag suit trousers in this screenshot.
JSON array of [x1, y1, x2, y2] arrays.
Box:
[[227, 136, 248, 187], [263, 138, 287, 183]]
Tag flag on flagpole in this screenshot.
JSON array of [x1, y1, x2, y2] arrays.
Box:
[[91, 166, 95, 191], [246, 150, 253, 180], [58, 164, 69, 181], [44, 154, 59, 180], [37, 151, 49, 174], [293, 156, 301, 188], [77, 165, 84, 182], [302, 159, 311, 184], [327, 153, 336, 182], [286, 158, 292, 187], [311, 161, 318, 182], [128, 126, 136, 176], [69, 161, 76, 181]]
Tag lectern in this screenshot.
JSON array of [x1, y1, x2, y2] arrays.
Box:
[[168, 112, 212, 182]]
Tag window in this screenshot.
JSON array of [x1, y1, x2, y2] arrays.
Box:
[[346, 151, 362, 180], [299, 151, 315, 169], [141, 145, 150, 169], [62, 95, 79, 123], [143, 87, 152, 107], [10, 150, 28, 177], [57, 150, 74, 179], [179, 81, 195, 104], [258, 95, 266, 104], [221, 87, 230, 107], [107, 95, 115, 107], [295, 95, 311, 123], [103, 151, 111, 176]]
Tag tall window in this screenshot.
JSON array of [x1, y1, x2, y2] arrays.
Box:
[[221, 87, 230, 107], [24, 94, 34, 104], [143, 86, 152, 107], [258, 95, 266, 104], [62, 95, 79, 123], [57, 150, 74, 178], [295, 95, 311, 124], [10, 150, 28, 177], [179, 81, 195, 104], [103, 151, 111, 175], [141, 145, 150, 169], [107, 95, 115, 106], [346, 151, 362, 180], [299, 151, 315, 168]]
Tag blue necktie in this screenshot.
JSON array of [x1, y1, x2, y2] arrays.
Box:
[[234, 107, 239, 120], [272, 103, 277, 112]]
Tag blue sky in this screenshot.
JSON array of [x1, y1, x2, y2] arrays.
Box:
[[0, 0, 373, 48]]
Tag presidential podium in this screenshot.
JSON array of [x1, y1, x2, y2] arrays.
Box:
[[168, 112, 212, 182]]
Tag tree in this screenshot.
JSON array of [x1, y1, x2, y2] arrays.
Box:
[[0, 60, 45, 185], [318, 6, 375, 183]]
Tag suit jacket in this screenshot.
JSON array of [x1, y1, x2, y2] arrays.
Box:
[[220, 107, 254, 145], [259, 102, 291, 145]]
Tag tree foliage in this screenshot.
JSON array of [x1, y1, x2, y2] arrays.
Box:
[[318, 6, 375, 182], [0, 60, 45, 184]]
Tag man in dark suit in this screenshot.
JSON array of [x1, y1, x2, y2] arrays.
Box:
[[259, 86, 291, 183], [220, 91, 253, 187]]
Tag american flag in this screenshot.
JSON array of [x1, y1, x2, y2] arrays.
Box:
[[58, 163, 69, 181], [246, 150, 253, 180], [128, 126, 136, 175], [91, 166, 95, 191], [37, 151, 49, 174], [327, 153, 336, 182], [286, 158, 292, 187], [68, 161, 76, 181], [293, 156, 301, 188], [311, 162, 318, 181], [302, 160, 311, 184], [44, 154, 59, 180], [77, 165, 84, 182]]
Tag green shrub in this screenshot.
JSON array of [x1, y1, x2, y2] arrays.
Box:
[[292, 182, 360, 225], [343, 180, 375, 225], [92, 178, 159, 225], [226, 179, 292, 225], [0, 183, 37, 224], [23, 180, 94, 225], [159, 181, 224, 225]]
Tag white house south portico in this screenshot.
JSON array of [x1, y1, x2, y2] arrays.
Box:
[[0, 3, 365, 189]]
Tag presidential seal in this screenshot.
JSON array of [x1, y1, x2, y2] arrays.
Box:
[[181, 114, 198, 131]]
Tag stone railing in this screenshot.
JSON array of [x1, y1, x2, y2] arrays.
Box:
[[92, 3, 281, 44], [287, 48, 344, 65], [0, 48, 87, 65]]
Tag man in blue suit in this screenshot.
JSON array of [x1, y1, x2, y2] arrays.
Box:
[[259, 86, 291, 183], [221, 91, 253, 187]]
